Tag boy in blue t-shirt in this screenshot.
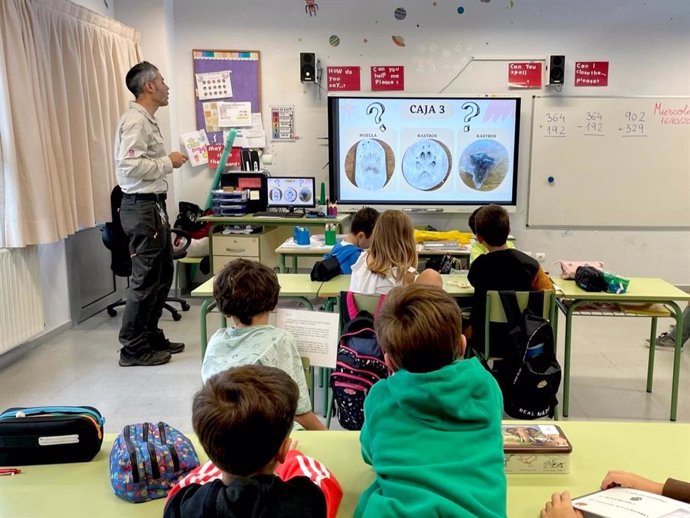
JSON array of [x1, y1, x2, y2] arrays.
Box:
[[323, 207, 379, 274]]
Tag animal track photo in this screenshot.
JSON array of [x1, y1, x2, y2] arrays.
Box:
[[344, 138, 395, 191], [402, 139, 451, 191], [458, 139, 510, 191]]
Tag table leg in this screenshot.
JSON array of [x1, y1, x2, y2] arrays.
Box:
[[278, 253, 286, 273], [200, 298, 215, 360], [646, 317, 657, 393], [291, 256, 299, 273], [669, 301, 683, 422], [562, 301, 579, 418]]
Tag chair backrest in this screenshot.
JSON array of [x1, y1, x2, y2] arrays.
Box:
[[484, 290, 555, 357]]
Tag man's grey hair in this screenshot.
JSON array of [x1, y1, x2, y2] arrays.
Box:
[[125, 61, 159, 97]]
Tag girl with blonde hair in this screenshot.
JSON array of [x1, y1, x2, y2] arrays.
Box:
[[349, 210, 441, 295]]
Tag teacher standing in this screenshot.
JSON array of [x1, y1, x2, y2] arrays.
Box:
[[114, 61, 187, 367]]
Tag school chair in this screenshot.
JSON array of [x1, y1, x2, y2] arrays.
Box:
[[326, 292, 383, 428]]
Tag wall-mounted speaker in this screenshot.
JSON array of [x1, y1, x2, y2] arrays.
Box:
[[548, 55, 565, 85], [300, 52, 316, 83]]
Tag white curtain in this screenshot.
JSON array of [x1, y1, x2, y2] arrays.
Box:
[[0, 0, 142, 247]]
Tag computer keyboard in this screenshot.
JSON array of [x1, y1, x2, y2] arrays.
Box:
[[252, 211, 305, 218]]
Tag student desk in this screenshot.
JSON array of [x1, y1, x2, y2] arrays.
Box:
[[275, 239, 472, 273], [555, 278, 690, 422], [2, 422, 687, 518], [191, 273, 322, 353]]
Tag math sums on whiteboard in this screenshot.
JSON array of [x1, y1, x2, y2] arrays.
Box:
[[541, 112, 566, 138], [575, 111, 605, 136], [619, 110, 646, 137]]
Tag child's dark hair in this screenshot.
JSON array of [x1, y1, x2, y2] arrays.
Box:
[[468, 207, 482, 235], [213, 259, 279, 325], [350, 207, 380, 238], [475, 204, 510, 247], [193, 365, 298, 476], [375, 284, 462, 373]]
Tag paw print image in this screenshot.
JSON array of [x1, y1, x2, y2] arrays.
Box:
[[346, 138, 394, 191], [284, 188, 297, 203], [402, 139, 451, 191], [459, 139, 510, 191]]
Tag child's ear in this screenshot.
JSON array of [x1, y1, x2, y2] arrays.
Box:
[[475, 232, 486, 245], [458, 334, 467, 358], [276, 436, 291, 464], [384, 352, 398, 372]]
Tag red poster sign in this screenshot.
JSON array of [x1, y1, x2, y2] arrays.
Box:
[[575, 61, 609, 87], [508, 62, 542, 88], [207, 145, 241, 169], [327, 66, 361, 91], [371, 66, 405, 91]]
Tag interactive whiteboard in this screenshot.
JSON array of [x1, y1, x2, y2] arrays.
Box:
[[528, 96, 690, 228]]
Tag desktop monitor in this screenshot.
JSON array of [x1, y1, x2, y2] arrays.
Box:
[[266, 177, 316, 211]]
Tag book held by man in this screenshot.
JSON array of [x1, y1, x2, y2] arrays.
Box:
[[502, 424, 572, 474]]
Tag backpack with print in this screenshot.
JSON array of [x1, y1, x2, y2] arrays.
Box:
[[330, 292, 390, 430], [493, 291, 561, 419], [109, 422, 200, 503]]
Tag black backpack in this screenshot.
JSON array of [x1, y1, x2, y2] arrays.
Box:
[[493, 291, 561, 419], [330, 292, 389, 430]]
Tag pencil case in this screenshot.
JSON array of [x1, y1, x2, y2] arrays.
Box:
[[0, 406, 105, 465]]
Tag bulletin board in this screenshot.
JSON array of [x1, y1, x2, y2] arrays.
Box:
[[192, 49, 262, 145], [528, 95, 690, 228]]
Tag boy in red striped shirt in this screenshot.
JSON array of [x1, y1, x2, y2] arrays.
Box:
[[165, 365, 342, 518]]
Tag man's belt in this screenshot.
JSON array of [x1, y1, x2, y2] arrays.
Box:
[[122, 192, 167, 202]]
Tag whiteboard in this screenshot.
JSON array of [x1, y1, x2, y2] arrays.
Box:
[[528, 96, 690, 228]]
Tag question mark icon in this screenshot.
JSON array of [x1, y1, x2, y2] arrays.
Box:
[[461, 102, 480, 132], [366, 102, 387, 132]]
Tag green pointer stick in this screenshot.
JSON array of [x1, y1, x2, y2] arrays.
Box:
[[205, 128, 237, 210]]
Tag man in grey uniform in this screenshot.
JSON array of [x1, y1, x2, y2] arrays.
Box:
[[114, 61, 187, 366]]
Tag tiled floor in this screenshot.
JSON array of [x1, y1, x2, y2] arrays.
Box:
[[1, 298, 688, 434]]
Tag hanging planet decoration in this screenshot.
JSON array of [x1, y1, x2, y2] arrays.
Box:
[[394, 7, 407, 20], [392, 35, 406, 47], [329, 34, 340, 47]]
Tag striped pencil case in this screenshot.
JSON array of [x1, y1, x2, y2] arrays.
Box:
[[0, 406, 104, 465]]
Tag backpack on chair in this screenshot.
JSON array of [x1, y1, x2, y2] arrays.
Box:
[[493, 291, 561, 419], [330, 292, 389, 430]]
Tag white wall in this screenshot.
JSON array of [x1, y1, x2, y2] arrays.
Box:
[[115, 0, 690, 285]]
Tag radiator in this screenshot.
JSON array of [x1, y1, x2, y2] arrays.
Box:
[[0, 247, 44, 354]]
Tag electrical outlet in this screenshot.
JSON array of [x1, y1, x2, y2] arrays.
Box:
[[536, 252, 546, 263]]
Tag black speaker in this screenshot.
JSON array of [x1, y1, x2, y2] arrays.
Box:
[[548, 55, 565, 85], [300, 52, 316, 83]]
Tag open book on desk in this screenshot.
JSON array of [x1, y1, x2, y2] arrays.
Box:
[[572, 487, 690, 518]]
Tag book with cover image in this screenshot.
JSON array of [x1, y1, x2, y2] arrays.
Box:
[[503, 424, 573, 474], [572, 487, 690, 518]]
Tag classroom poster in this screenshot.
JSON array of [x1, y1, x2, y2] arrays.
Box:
[[195, 70, 233, 100], [270, 105, 295, 140], [207, 144, 241, 169], [218, 101, 252, 127], [508, 62, 543, 88], [327, 66, 361, 91], [371, 66, 405, 91], [574, 61, 609, 87]]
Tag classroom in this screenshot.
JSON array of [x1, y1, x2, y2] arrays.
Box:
[[1, 1, 689, 517]]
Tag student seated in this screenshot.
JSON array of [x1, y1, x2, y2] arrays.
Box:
[[201, 258, 325, 430], [541, 470, 690, 517], [468, 206, 514, 265], [467, 204, 553, 349], [164, 365, 343, 518], [349, 209, 442, 295], [355, 284, 506, 518], [323, 207, 379, 274]]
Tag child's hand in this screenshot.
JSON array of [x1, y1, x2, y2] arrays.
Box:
[[600, 470, 664, 494], [540, 491, 584, 518]]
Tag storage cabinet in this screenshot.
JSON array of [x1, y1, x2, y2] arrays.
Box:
[[211, 226, 283, 272]]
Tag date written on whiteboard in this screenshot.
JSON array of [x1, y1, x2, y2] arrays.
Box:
[[619, 111, 646, 137], [543, 112, 566, 137]]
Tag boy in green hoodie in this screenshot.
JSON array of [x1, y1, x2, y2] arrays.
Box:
[[355, 284, 506, 518]]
